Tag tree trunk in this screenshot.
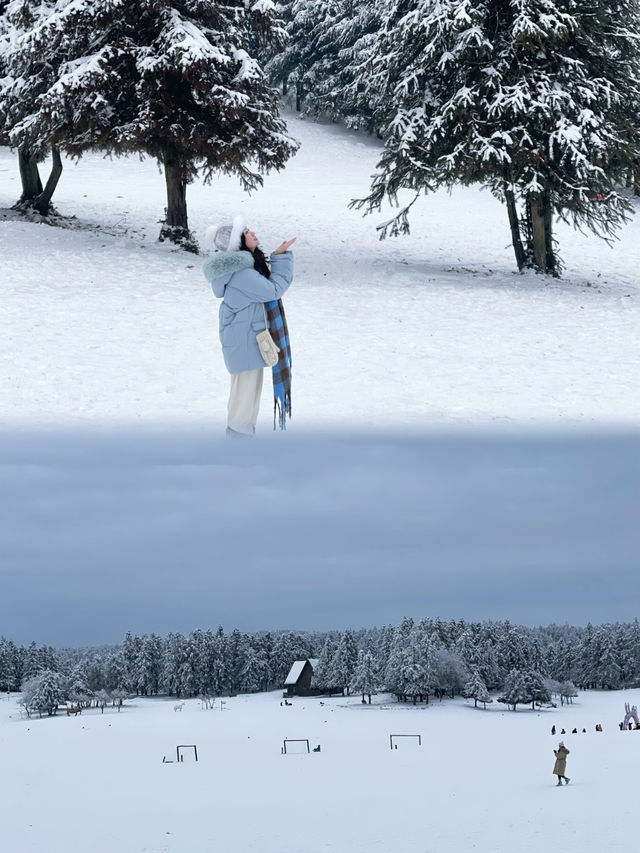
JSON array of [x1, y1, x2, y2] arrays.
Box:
[[160, 149, 196, 252], [17, 147, 43, 202], [504, 181, 528, 271], [33, 147, 63, 215], [633, 159, 640, 197], [528, 188, 557, 275], [295, 81, 303, 112]]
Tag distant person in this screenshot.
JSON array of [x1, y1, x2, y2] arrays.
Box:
[[561, 728, 566, 734], [551, 725, 556, 735], [203, 216, 296, 436], [553, 742, 571, 786], [572, 727, 578, 734]]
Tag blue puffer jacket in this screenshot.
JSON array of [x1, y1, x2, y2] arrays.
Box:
[[203, 250, 294, 374]]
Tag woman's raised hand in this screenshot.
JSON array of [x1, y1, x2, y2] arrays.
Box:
[[273, 238, 297, 254]]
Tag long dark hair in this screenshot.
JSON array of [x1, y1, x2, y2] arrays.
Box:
[[240, 234, 271, 279]]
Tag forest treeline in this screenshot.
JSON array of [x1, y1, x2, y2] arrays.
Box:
[[2, 616, 638, 716]]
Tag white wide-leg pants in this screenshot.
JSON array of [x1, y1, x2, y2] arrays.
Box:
[[227, 368, 264, 437]]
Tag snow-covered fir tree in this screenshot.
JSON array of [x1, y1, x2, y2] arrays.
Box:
[[135, 634, 164, 696], [433, 648, 469, 699], [593, 627, 623, 690], [463, 669, 492, 709], [20, 669, 66, 716], [266, 0, 331, 111], [328, 629, 359, 695], [1, 0, 298, 248], [0, 0, 64, 211], [268, 0, 383, 130], [67, 666, 94, 707], [350, 649, 378, 702], [311, 635, 338, 690], [498, 668, 530, 711], [352, 0, 640, 275], [0, 637, 20, 692], [239, 642, 270, 693], [161, 632, 187, 697], [104, 653, 127, 693], [521, 669, 551, 709]]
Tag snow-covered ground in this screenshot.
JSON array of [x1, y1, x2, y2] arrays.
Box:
[[1, 112, 638, 427], [1, 687, 638, 853]]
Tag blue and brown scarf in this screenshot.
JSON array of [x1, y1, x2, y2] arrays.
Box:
[[265, 299, 291, 430]]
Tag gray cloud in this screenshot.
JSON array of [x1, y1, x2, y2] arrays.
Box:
[[0, 426, 636, 646]]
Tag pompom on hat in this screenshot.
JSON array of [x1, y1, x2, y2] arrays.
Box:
[[206, 214, 245, 252]]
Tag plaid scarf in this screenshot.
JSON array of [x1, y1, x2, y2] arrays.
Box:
[[265, 299, 292, 429]]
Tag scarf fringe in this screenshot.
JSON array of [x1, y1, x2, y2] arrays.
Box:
[[273, 392, 291, 430]]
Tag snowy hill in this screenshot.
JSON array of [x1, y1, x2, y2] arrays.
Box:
[[1, 113, 638, 427], [0, 687, 638, 853]]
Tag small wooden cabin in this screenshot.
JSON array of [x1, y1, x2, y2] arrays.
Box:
[[283, 658, 320, 697]]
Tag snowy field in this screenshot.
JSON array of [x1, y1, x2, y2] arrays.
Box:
[[1, 112, 639, 428], [1, 687, 638, 853]]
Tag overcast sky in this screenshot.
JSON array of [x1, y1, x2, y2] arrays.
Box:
[[1, 426, 637, 647]]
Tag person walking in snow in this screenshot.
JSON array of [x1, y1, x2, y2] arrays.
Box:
[[203, 215, 295, 436], [553, 742, 571, 785]]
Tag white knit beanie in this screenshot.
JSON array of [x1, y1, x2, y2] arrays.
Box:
[[205, 215, 245, 252]]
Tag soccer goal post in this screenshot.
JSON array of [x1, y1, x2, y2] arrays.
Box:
[[390, 734, 422, 750]]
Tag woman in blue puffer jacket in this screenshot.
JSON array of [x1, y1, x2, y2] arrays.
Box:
[[203, 215, 296, 436]]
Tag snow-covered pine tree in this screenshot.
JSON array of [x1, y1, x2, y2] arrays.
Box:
[[121, 632, 143, 693], [67, 667, 94, 707], [383, 616, 414, 698], [206, 627, 227, 695], [239, 642, 269, 693], [594, 627, 622, 689], [9, 0, 297, 249], [497, 668, 529, 711], [20, 640, 43, 681], [0, 637, 20, 693], [265, 0, 330, 111], [0, 0, 64, 211], [433, 648, 468, 699], [161, 632, 187, 696], [462, 669, 492, 709], [577, 623, 598, 689], [352, 0, 640, 275], [521, 669, 551, 709], [135, 634, 164, 696], [311, 635, 337, 691], [104, 653, 127, 693], [619, 619, 640, 687], [328, 629, 359, 695], [20, 669, 66, 716], [273, 0, 384, 131], [350, 649, 377, 702]]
